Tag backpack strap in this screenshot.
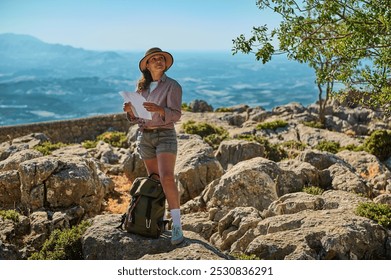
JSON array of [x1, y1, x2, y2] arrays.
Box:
[[116, 213, 127, 230], [149, 173, 160, 180], [129, 196, 141, 224], [145, 197, 154, 228], [116, 196, 141, 230]]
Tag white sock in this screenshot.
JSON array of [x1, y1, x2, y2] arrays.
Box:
[[170, 209, 182, 228]]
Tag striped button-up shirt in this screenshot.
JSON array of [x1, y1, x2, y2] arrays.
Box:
[[127, 73, 182, 130]]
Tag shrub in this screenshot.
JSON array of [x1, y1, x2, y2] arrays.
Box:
[[182, 120, 223, 138], [181, 102, 191, 112], [303, 121, 324, 129], [29, 220, 91, 260], [342, 144, 364, 152], [279, 140, 307, 158], [363, 130, 391, 161], [204, 133, 228, 150], [280, 140, 306, 151], [265, 143, 288, 162], [0, 210, 20, 223], [314, 140, 340, 154], [236, 134, 260, 142], [355, 202, 391, 229], [256, 120, 288, 130], [82, 131, 128, 149], [302, 186, 324, 195], [33, 141, 68, 155], [96, 131, 127, 148], [231, 253, 261, 260], [182, 120, 229, 149], [81, 140, 98, 149], [215, 107, 234, 113]]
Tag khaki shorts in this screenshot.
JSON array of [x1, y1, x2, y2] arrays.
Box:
[[137, 129, 178, 159]]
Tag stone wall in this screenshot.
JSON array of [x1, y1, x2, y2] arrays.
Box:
[[0, 113, 131, 143]]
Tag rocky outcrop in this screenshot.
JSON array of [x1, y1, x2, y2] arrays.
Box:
[[0, 134, 112, 216], [336, 150, 391, 195], [215, 139, 265, 170], [0, 207, 84, 259], [1, 100, 391, 260], [204, 191, 389, 260], [175, 134, 224, 203], [81, 214, 229, 260], [19, 155, 107, 215]]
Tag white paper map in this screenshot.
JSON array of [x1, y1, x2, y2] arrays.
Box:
[[119, 91, 152, 120]]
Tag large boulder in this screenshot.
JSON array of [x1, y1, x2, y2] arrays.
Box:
[[328, 163, 370, 195], [296, 124, 362, 147], [122, 142, 147, 181], [18, 155, 106, 216], [212, 190, 389, 260], [297, 150, 349, 170], [337, 150, 391, 196], [175, 134, 224, 204], [215, 139, 265, 170], [198, 159, 277, 220], [0, 170, 21, 208], [0, 133, 49, 161], [210, 207, 262, 251], [243, 209, 387, 260], [187, 157, 304, 220], [277, 160, 321, 188], [81, 214, 229, 260], [0, 149, 43, 172]]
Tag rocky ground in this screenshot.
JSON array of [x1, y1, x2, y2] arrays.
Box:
[[1, 99, 391, 260]]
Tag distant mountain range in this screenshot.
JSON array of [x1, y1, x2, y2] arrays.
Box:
[[0, 33, 319, 126], [0, 33, 138, 79]]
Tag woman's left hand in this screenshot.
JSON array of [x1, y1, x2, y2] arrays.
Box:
[[143, 102, 165, 117]]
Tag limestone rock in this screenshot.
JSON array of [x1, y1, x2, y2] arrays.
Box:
[[18, 155, 105, 215], [81, 214, 228, 260], [297, 123, 362, 147], [0, 170, 21, 208], [176, 134, 224, 203], [244, 209, 387, 260], [0, 149, 43, 172], [189, 99, 213, 112], [297, 150, 349, 170], [337, 150, 391, 196], [215, 139, 265, 170], [221, 191, 388, 260], [210, 207, 262, 251], [199, 158, 279, 220]]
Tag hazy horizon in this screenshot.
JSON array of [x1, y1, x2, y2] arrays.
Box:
[[0, 0, 280, 52]]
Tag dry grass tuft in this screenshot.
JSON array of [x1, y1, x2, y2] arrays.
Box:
[[360, 164, 381, 179], [102, 174, 132, 214]]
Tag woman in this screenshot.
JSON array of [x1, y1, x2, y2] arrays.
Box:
[[123, 47, 184, 245]]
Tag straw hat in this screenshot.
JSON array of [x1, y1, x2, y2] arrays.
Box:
[[139, 47, 174, 72]]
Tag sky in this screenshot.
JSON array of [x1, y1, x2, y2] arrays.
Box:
[[0, 0, 280, 51]]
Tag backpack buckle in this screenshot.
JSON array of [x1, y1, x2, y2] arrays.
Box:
[[146, 219, 151, 228]]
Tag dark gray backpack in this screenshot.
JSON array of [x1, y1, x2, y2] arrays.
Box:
[[118, 173, 167, 238]]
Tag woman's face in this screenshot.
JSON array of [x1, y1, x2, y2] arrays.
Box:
[[147, 54, 166, 73]]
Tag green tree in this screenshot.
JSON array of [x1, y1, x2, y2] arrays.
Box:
[[233, 0, 391, 121]]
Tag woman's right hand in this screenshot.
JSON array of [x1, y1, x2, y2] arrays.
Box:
[[123, 102, 132, 112], [123, 102, 136, 118]]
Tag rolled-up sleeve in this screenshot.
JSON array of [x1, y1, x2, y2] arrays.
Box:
[[163, 82, 182, 124], [140, 74, 183, 129]]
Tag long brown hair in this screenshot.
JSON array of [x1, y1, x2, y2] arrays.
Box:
[[136, 70, 153, 92]]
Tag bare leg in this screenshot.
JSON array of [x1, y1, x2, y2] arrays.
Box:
[[144, 153, 184, 244], [143, 153, 179, 209]]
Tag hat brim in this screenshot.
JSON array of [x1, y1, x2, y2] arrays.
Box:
[[139, 51, 174, 72]]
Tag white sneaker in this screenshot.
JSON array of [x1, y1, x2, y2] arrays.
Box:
[[171, 225, 184, 245]]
